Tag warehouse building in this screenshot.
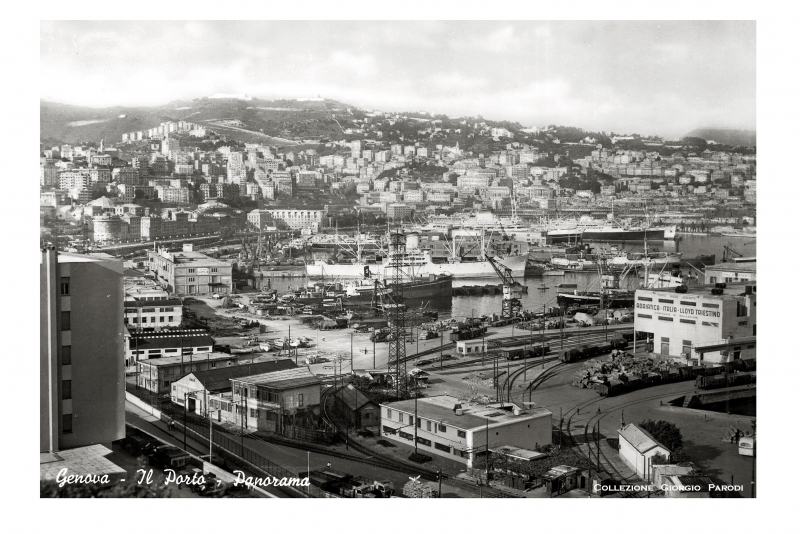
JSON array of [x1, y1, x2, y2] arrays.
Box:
[[230, 367, 322, 433], [170, 359, 297, 418], [147, 246, 232, 296], [123, 296, 183, 330], [633, 283, 756, 365], [125, 329, 213, 368], [380, 395, 552, 468], [137, 352, 240, 394]]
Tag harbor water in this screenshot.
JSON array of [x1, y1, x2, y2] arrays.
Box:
[[256, 235, 756, 322]]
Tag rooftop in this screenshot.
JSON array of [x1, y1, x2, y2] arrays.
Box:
[[182, 359, 296, 392], [336, 385, 379, 411], [40, 444, 126, 482], [124, 297, 183, 308], [128, 333, 213, 350], [381, 395, 552, 431], [139, 351, 236, 367], [618, 423, 671, 455], [148, 249, 230, 267], [235, 367, 322, 390], [704, 262, 757, 274], [636, 282, 755, 301]]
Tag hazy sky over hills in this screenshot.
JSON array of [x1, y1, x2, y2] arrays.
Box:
[[41, 20, 756, 139]]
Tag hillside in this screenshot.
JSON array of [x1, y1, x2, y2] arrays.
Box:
[[684, 128, 756, 147], [40, 98, 357, 146]]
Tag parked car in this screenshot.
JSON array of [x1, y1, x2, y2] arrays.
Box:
[[148, 445, 191, 470]]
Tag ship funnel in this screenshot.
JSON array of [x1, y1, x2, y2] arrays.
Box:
[[406, 232, 420, 251]]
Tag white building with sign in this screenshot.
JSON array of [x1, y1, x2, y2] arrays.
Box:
[[379, 394, 552, 468], [633, 283, 756, 365]]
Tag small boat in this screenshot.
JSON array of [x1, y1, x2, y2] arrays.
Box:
[[259, 343, 272, 352]]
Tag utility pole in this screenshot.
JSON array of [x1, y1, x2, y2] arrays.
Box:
[[485, 418, 490, 491], [440, 333, 443, 370], [414, 394, 418, 453], [183, 392, 187, 451], [209, 409, 214, 464], [541, 304, 545, 368], [350, 332, 354, 373]]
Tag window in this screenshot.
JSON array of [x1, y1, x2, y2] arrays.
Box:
[[60, 278, 70, 295], [211, 268, 218, 273], [702, 303, 719, 309], [159, 316, 165, 322], [409, 415, 414, 426], [658, 299, 674, 304], [637, 314, 652, 319], [383, 425, 396, 435], [399, 413, 404, 423], [211, 362, 216, 369], [386, 408, 392, 419], [658, 316, 674, 322], [438, 424, 447, 433], [60, 311, 70, 331], [250, 409, 257, 418], [163, 381, 169, 387], [739, 320, 748, 326], [398, 431, 413, 441], [188, 277, 195, 283], [62, 346, 71, 365], [298, 394, 304, 407], [416, 437, 432, 446], [426, 421, 432, 431], [457, 430, 467, 438], [188, 268, 196, 274], [62, 380, 71, 400], [62, 414, 72, 434], [680, 319, 696, 324], [168, 316, 174, 322], [638, 296, 653, 302], [680, 301, 696, 307]]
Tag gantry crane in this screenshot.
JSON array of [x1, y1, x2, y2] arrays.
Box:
[[486, 255, 523, 319]]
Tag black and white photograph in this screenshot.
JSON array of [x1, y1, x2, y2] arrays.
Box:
[[25, 4, 788, 523]]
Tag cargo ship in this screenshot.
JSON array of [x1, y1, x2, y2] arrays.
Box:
[[578, 220, 675, 242], [306, 232, 527, 279], [343, 274, 453, 302]]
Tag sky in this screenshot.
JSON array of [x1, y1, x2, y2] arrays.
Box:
[[40, 20, 756, 139]]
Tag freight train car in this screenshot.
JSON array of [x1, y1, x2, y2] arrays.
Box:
[[695, 371, 756, 390], [558, 338, 628, 363]]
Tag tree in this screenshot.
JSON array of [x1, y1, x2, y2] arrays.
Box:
[[639, 419, 683, 452], [650, 452, 670, 465]]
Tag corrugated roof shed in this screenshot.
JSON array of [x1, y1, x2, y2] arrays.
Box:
[[336, 385, 378, 411], [237, 367, 321, 390], [188, 359, 297, 392]]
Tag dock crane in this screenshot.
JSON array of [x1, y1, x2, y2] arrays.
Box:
[[486, 255, 523, 319]]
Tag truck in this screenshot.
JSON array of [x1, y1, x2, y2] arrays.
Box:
[[339, 477, 395, 498], [301, 469, 395, 497]]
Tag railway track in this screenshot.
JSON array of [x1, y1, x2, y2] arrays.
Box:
[[562, 386, 697, 497]]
